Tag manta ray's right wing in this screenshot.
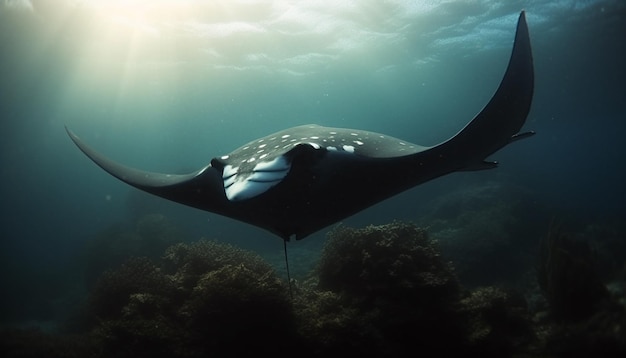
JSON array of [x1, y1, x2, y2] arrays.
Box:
[[438, 10, 535, 171]]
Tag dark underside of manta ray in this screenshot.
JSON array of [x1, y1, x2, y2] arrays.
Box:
[[67, 11, 534, 241]]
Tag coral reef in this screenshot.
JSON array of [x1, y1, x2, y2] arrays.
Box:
[[79, 221, 541, 357], [419, 181, 548, 287], [296, 221, 461, 355], [88, 240, 296, 357], [317, 222, 459, 306], [5, 218, 624, 357], [89, 257, 177, 320], [537, 222, 609, 321], [541, 305, 626, 356], [534, 222, 626, 356], [296, 222, 531, 356], [459, 287, 534, 356]]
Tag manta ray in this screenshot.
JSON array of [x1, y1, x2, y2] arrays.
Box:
[[67, 11, 534, 242]]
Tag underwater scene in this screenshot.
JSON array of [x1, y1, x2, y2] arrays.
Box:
[[1, 1, 625, 357]]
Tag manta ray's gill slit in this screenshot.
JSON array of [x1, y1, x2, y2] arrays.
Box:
[[247, 171, 286, 183], [223, 155, 292, 200], [254, 156, 289, 172], [225, 170, 288, 201], [247, 176, 285, 184], [222, 165, 238, 179], [224, 177, 237, 189]]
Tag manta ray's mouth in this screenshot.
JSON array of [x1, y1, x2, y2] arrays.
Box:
[[222, 156, 291, 201]]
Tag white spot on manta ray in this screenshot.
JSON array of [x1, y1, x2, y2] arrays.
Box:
[[342, 145, 355, 153]]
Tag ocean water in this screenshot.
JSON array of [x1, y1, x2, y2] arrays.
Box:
[[0, 0, 625, 354]]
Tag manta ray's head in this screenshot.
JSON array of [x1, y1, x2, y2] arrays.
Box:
[[208, 124, 428, 202]]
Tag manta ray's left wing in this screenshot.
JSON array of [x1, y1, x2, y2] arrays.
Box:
[[66, 127, 228, 212]]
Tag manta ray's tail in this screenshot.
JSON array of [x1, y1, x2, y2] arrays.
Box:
[[443, 11, 534, 171]]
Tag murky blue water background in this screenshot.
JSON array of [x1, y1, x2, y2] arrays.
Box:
[[1, 0, 624, 328]]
